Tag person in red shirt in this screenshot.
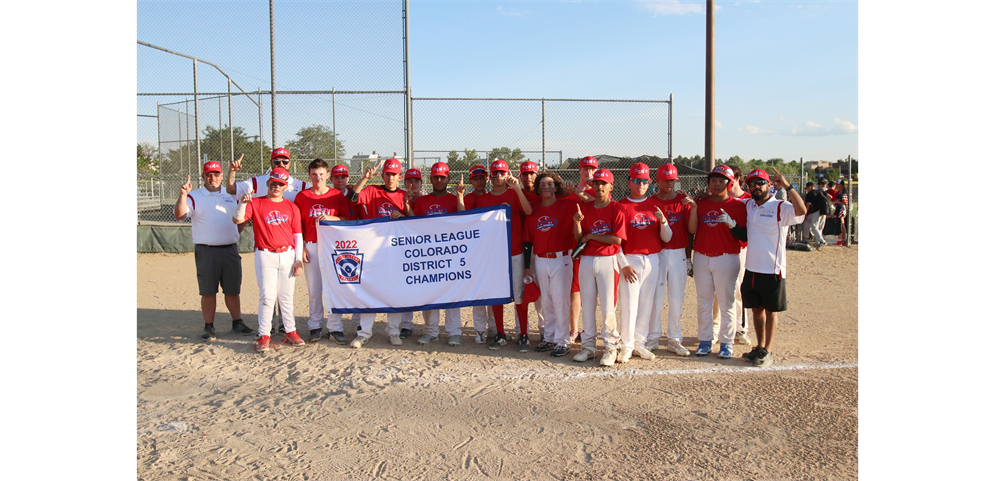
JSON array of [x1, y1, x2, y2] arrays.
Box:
[[294, 159, 351, 344], [476, 159, 534, 351], [572, 169, 628, 366], [516, 160, 548, 350], [408, 162, 467, 346], [329, 164, 357, 220], [617, 163, 673, 364], [462, 164, 495, 341], [522, 172, 579, 358], [562, 156, 598, 344], [651, 163, 694, 358], [689, 165, 748, 360], [232, 167, 306, 352]]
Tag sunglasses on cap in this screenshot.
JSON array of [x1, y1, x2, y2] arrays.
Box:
[[747, 179, 768, 187], [629, 178, 649, 185]]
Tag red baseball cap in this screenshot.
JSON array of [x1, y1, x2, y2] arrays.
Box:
[[657, 163, 679, 181], [745, 169, 770, 183], [268, 167, 290, 185], [708, 165, 735, 183], [580, 156, 598, 170], [270, 148, 290, 160], [592, 169, 614, 184], [430, 162, 450, 177], [202, 161, 222, 174], [382, 158, 403, 174], [628, 162, 651, 180], [405, 168, 422, 180], [331, 164, 349, 177], [469, 165, 487, 178], [520, 161, 538, 174], [490, 159, 509, 173]]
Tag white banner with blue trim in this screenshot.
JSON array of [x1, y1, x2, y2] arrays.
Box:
[[317, 205, 513, 314]]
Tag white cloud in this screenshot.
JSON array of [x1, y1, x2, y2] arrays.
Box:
[[636, 1, 704, 16], [832, 118, 858, 134], [716, 121, 724, 129], [496, 6, 524, 17], [738, 125, 771, 135], [783, 119, 857, 136]]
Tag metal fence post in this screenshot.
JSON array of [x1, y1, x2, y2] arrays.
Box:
[[668, 93, 674, 160], [403, 0, 414, 169], [193, 60, 201, 169], [258, 88, 264, 172], [332, 88, 337, 160], [269, 0, 277, 150], [541, 98, 546, 171], [228, 79, 234, 164], [156, 103, 163, 206], [218, 94, 223, 162]]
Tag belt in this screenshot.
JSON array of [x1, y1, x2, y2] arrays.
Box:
[[257, 246, 292, 253], [697, 251, 730, 258], [536, 250, 570, 259], [197, 243, 236, 248]]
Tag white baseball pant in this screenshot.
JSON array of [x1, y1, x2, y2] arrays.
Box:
[[472, 305, 494, 333], [650, 248, 688, 346], [304, 242, 344, 332], [533, 254, 572, 347], [578, 255, 620, 351], [619, 253, 658, 351], [357, 313, 377, 339], [387, 311, 416, 337], [693, 252, 739, 344], [254, 249, 298, 337], [424, 308, 463, 337], [711, 247, 748, 336]]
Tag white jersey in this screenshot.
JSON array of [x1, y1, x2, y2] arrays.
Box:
[[185, 187, 241, 245], [743, 198, 805, 277], [234, 171, 307, 202]]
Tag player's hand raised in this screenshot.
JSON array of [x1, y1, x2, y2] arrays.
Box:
[[770, 167, 789, 188], [561, 180, 576, 196], [455, 174, 466, 196], [573, 203, 584, 223], [653, 205, 666, 222], [229, 154, 243, 172], [240, 193, 252, 204], [180, 175, 193, 195], [718, 208, 736, 228]]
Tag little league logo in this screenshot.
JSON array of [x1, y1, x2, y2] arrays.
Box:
[[333, 248, 364, 284], [377, 202, 397, 217], [264, 210, 289, 225], [590, 220, 611, 235], [536, 215, 557, 232], [703, 210, 722, 227], [425, 204, 448, 215], [629, 212, 655, 230], [309, 205, 332, 218], [665, 211, 682, 224]]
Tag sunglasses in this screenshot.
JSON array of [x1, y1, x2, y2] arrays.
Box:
[[747, 180, 769, 187], [630, 178, 650, 185], [273, 159, 290, 165]]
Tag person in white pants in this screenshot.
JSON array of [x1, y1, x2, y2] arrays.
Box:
[[649, 163, 694, 358], [232, 167, 306, 352], [617, 163, 673, 363], [572, 169, 629, 366]]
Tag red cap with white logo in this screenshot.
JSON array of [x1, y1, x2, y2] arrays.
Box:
[[269, 167, 290, 185], [490, 160, 509, 173], [580, 156, 599, 170], [270, 148, 290, 160], [657, 163, 679, 181], [203, 161, 222, 174], [331, 164, 349, 177], [520, 161, 538, 174], [708, 165, 735, 183], [405, 168, 422, 180], [628, 162, 651, 180], [745, 169, 770, 183], [382, 158, 403, 174], [430, 162, 450, 177], [592, 169, 614, 184]]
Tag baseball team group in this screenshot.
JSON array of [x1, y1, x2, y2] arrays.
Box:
[[175, 147, 810, 367]]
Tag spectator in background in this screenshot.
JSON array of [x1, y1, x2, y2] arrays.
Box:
[[803, 180, 831, 250]]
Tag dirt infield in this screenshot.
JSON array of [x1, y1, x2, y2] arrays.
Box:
[[137, 246, 857, 480]]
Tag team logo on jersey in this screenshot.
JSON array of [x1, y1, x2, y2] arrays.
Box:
[[702, 210, 722, 227], [536, 215, 557, 232], [309, 204, 332, 218], [425, 204, 448, 216], [333, 248, 364, 284], [630, 212, 655, 230], [665, 211, 682, 224], [264, 210, 289, 225], [377, 202, 398, 217], [590, 220, 611, 235]]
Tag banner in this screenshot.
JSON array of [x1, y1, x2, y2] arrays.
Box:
[[317, 205, 513, 314]]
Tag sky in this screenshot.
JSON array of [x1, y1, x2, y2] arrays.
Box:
[[136, 0, 858, 164]]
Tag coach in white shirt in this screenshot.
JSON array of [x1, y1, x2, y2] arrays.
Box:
[[174, 160, 253, 341], [225, 148, 308, 202], [735, 167, 806, 367]]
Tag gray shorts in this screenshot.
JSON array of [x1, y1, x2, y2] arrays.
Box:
[[194, 244, 242, 296]]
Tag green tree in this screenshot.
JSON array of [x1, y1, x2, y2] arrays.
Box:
[[197, 124, 270, 174], [285, 124, 345, 163], [138, 142, 159, 173], [447, 151, 460, 164], [487, 147, 525, 166]]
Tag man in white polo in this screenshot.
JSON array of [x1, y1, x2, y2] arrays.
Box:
[[174, 160, 253, 341]]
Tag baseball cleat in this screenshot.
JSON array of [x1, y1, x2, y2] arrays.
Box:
[[399, 328, 413, 339], [573, 347, 595, 362], [329, 331, 348, 345], [551, 345, 570, 357], [616, 347, 633, 364], [742, 346, 762, 361], [534, 341, 556, 353], [646, 341, 661, 351], [231, 320, 254, 334], [634, 347, 656, 360], [417, 334, 439, 345], [349, 336, 369, 349], [695, 341, 712, 357], [389, 334, 403, 346], [255, 335, 271, 352], [717, 343, 733, 359], [488, 333, 508, 350], [667, 339, 690, 357], [201, 324, 217, 342], [735, 331, 751, 346], [448, 335, 461, 346], [517, 334, 530, 352], [309, 329, 323, 343], [752, 348, 773, 367], [474, 331, 487, 344], [599, 345, 618, 366], [285, 331, 305, 347]]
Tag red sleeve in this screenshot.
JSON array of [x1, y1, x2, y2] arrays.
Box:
[[613, 203, 627, 242], [290, 202, 302, 234], [244, 198, 256, 220], [293, 192, 308, 232], [187, 194, 195, 210]]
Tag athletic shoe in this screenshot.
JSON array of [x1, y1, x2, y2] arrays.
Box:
[[231, 320, 253, 334], [285, 331, 305, 346], [389, 334, 403, 346], [309, 329, 323, 343], [517, 334, 530, 352], [695, 341, 712, 356], [646, 341, 661, 352], [329, 331, 348, 345], [399, 328, 413, 339], [255, 335, 271, 352], [717, 343, 733, 359], [735, 331, 751, 345], [349, 336, 369, 349], [202, 324, 216, 342], [752, 348, 773, 367], [634, 346, 656, 360], [551, 345, 570, 357], [474, 331, 487, 344], [599, 345, 619, 366], [534, 341, 556, 353], [667, 339, 690, 357], [573, 347, 595, 362], [448, 335, 461, 346], [418, 334, 439, 345], [742, 346, 762, 361], [617, 347, 633, 364], [488, 333, 507, 350]]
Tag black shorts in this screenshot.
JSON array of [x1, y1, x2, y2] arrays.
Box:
[[740, 269, 787, 312], [194, 244, 242, 296]]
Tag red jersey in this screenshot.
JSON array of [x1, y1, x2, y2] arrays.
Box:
[[693, 196, 747, 256], [463, 191, 484, 210], [412, 193, 460, 216], [525, 198, 580, 256], [619, 197, 665, 255], [523, 190, 540, 205], [558, 186, 594, 202], [293, 188, 349, 243], [657, 193, 692, 250], [244, 197, 302, 251], [579, 200, 627, 257], [477, 188, 527, 256], [356, 185, 406, 219]]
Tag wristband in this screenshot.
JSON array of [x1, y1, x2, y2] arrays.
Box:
[[785, 184, 793, 191]]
